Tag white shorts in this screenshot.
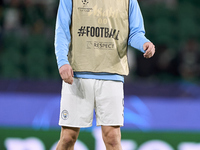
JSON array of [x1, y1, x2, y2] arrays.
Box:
[[59, 78, 124, 128]]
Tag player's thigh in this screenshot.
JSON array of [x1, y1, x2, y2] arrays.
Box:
[[95, 80, 124, 126], [59, 78, 95, 127]]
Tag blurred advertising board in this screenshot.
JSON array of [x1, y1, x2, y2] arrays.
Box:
[[0, 93, 200, 130]]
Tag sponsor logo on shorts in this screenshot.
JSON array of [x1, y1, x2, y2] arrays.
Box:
[[61, 110, 69, 120]]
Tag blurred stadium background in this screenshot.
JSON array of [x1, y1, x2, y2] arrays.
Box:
[[0, 0, 200, 149]]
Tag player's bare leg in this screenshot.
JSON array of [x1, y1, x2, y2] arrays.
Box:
[[101, 126, 122, 150], [56, 126, 80, 150]]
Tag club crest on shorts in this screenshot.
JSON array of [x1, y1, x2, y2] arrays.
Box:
[[61, 110, 69, 120]]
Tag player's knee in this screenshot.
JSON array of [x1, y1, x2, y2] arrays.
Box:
[[103, 130, 121, 147], [60, 134, 77, 147]]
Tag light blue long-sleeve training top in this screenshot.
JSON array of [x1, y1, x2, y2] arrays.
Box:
[[55, 0, 150, 82]]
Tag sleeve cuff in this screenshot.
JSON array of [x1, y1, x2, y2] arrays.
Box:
[[58, 59, 70, 69], [139, 38, 150, 53]]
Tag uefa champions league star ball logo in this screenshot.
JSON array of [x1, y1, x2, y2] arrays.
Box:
[[61, 110, 69, 120], [82, 0, 89, 7]]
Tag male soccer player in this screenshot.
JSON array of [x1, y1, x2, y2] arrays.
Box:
[[55, 0, 155, 149]]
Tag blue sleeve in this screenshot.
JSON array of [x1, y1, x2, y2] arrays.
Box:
[[54, 0, 72, 68], [128, 0, 150, 53]]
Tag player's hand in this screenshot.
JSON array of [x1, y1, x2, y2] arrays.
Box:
[[143, 42, 155, 58], [59, 64, 74, 85]]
